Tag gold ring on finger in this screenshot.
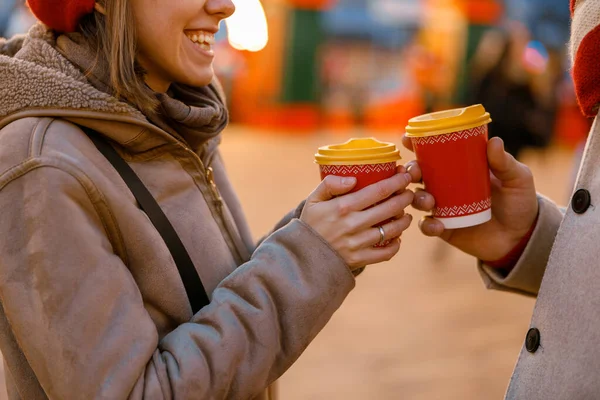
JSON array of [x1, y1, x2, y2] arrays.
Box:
[[378, 225, 386, 246]]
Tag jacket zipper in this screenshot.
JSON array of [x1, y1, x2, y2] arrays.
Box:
[[182, 147, 245, 265], [206, 166, 222, 207]]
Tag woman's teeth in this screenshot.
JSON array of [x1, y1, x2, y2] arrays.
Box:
[[185, 31, 216, 52]]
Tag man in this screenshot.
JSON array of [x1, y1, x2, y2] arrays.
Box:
[[404, 1, 600, 398]]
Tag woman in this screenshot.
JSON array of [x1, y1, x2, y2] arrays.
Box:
[[404, 0, 600, 397], [0, 0, 414, 398]]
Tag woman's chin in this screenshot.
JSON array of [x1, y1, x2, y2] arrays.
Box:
[[177, 69, 215, 88]]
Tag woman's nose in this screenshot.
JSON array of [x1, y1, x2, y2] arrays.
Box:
[[205, 0, 236, 19]]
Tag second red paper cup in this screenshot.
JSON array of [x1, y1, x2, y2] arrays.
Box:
[[406, 105, 492, 230], [315, 138, 401, 247]]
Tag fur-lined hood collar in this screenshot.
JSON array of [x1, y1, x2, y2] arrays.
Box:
[[0, 24, 212, 152]]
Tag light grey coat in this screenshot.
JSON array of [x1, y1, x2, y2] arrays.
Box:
[[479, 116, 600, 399]]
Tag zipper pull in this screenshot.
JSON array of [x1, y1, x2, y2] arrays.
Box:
[[206, 167, 223, 207]]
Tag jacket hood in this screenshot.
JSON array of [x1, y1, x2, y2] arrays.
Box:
[[0, 24, 217, 153]]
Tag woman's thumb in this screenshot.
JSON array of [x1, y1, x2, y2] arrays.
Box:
[[309, 175, 357, 202], [487, 137, 523, 182]]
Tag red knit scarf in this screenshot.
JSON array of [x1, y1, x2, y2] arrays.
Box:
[[571, 0, 600, 117]]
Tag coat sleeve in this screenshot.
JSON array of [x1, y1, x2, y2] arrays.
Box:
[[258, 201, 306, 244], [0, 164, 355, 399], [477, 195, 565, 297]]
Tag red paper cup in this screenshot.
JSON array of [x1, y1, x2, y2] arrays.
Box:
[[406, 105, 493, 229], [315, 138, 401, 247], [318, 162, 397, 193]]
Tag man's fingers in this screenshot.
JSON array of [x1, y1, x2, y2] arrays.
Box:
[[350, 190, 414, 231], [412, 188, 435, 212], [487, 137, 527, 183], [418, 216, 445, 237], [405, 160, 423, 184]]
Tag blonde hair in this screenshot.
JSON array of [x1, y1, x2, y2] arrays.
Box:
[[79, 0, 159, 113]]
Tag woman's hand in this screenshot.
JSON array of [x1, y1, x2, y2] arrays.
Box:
[[300, 171, 414, 271], [403, 135, 539, 262]]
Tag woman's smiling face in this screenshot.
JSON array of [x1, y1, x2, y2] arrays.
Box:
[[130, 0, 235, 92]]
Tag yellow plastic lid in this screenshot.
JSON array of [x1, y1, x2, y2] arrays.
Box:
[[405, 104, 492, 137], [315, 138, 401, 166]]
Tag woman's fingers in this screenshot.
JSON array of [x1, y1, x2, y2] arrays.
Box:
[[306, 175, 357, 204], [345, 238, 402, 270], [354, 214, 413, 248], [396, 164, 407, 174], [336, 172, 412, 214], [348, 190, 414, 232]]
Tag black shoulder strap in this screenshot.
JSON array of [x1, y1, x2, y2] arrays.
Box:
[[81, 126, 210, 314]]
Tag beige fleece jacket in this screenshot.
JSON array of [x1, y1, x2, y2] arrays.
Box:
[[0, 25, 355, 399]]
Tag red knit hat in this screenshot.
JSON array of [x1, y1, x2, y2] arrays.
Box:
[[27, 0, 96, 33]]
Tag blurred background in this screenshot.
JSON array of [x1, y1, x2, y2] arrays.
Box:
[[0, 0, 591, 398]]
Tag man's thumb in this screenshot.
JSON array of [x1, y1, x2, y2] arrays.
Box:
[[487, 137, 523, 182], [309, 175, 357, 202]]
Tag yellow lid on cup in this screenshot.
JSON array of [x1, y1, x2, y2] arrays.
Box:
[[405, 104, 492, 137], [315, 138, 401, 166]]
